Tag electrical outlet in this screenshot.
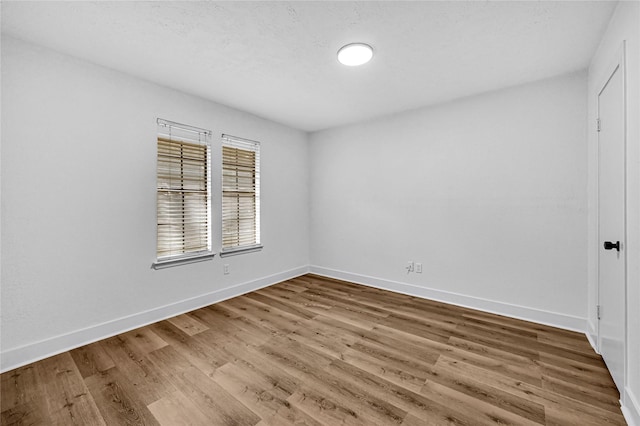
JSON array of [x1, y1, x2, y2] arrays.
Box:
[[406, 261, 414, 273], [223, 264, 230, 275], [415, 263, 423, 273]]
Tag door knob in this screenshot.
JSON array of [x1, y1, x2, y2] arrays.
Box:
[[603, 241, 620, 251]]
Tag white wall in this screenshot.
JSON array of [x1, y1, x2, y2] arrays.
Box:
[[309, 71, 588, 330], [587, 2, 640, 424], [0, 37, 309, 371]]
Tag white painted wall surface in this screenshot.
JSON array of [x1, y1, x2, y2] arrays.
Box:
[[588, 2, 640, 424], [309, 72, 588, 328], [0, 37, 309, 371]]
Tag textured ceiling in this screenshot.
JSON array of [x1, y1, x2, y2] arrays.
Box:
[[2, 1, 617, 132]]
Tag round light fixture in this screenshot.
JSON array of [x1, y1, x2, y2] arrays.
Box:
[[337, 43, 373, 66]]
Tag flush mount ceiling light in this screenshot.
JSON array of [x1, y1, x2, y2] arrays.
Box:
[[337, 43, 373, 66]]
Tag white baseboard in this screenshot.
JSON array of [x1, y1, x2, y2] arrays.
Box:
[[0, 265, 595, 373], [586, 320, 599, 353], [309, 266, 587, 333], [0, 266, 309, 373], [623, 387, 640, 426]]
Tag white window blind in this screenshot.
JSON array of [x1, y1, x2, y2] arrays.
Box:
[[154, 119, 213, 268], [221, 134, 261, 254]]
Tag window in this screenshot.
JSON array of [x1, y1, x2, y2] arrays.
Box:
[[221, 134, 261, 255], [153, 119, 214, 269]]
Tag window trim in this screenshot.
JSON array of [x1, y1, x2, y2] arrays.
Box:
[[152, 118, 215, 269], [219, 244, 263, 258], [152, 252, 215, 270]]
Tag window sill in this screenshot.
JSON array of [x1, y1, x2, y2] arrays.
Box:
[[220, 245, 263, 258], [152, 253, 216, 270]]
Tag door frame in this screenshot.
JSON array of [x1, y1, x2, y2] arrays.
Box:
[[595, 41, 627, 391]]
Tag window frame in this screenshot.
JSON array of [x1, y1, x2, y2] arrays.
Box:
[[220, 134, 262, 257], [152, 119, 215, 269]]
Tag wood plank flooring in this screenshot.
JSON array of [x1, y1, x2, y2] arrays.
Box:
[[1, 274, 626, 425]]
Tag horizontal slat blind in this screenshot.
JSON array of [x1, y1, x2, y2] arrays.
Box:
[[157, 120, 211, 260], [222, 135, 260, 251]]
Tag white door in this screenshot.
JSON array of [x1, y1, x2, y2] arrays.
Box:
[[597, 47, 626, 393]]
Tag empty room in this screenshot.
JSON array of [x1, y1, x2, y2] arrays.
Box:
[[1, 1, 639, 425]]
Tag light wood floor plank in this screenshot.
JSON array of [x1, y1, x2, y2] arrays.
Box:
[[147, 390, 211, 426], [69, 342, 116, 379], [1, 365, 40, 412], [84, 366, 159, 425], [32, 353, 106, 425], [0, 274, 626, 425]]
